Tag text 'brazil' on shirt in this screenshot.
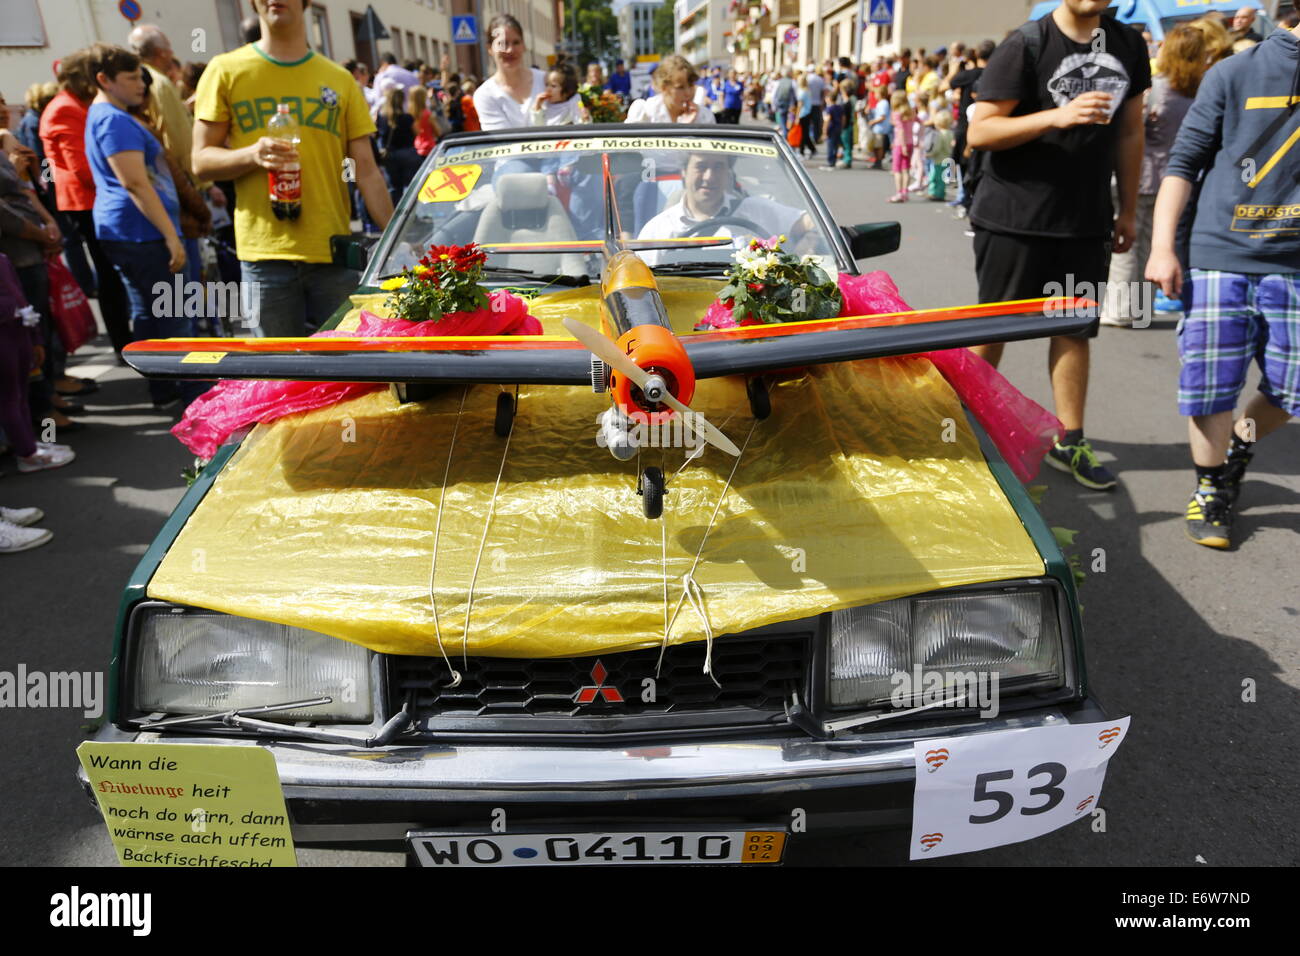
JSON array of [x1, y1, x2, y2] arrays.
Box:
[[193, 44, 375, 263]]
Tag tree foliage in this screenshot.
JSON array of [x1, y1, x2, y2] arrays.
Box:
[[562, 0, 622, 65], [653, 1, 676, 55]]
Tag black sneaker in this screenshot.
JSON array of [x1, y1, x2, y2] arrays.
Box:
[[1185, 486, 1232, 549], [1046, 438, 1117, 490], [1221, 444, 1254, 504]]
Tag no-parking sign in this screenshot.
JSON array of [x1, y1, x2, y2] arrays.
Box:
[[119, 0, 142, 23]]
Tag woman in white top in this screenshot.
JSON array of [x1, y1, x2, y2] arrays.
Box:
[[472, 14, 547, 130], [626, 55, 715, 125], [528, 61, 589, 126]]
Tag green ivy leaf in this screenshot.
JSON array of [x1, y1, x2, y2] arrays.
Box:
[[1052, 526, 1079, 548]]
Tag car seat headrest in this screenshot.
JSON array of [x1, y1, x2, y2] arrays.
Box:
[[496, 173, 550, 230]]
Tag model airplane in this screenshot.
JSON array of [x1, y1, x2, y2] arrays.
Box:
[[122, 156, 1095, 518]]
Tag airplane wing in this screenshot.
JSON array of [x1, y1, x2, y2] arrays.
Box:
[[121, 298, 1095, 384]]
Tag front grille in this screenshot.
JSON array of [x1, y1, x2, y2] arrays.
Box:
[[388, 634, 808, 732]]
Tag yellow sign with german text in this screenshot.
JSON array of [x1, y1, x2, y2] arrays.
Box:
[[77, 742, 297, 867]]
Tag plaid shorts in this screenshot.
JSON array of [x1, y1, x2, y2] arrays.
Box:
[[1178, 269, 1300, 417]]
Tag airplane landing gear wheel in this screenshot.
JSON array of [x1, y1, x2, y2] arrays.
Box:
[[746, 376, 771, 420], [638, 466, 665, 519], [494, 390, 515, 437]]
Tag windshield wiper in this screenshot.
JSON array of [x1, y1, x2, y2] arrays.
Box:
[[481, 266, 590, 286], [135, 696, 415, 747], [374, 268, 589, 287], [649, 262, 733, 276]]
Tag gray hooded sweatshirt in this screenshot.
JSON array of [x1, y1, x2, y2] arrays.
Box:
[[1165, 27, 1300, 274]]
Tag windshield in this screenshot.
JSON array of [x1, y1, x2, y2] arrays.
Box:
[[368, 131, 841, 283]]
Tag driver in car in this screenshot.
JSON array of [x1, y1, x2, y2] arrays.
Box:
[[636, 153, 816, 264]]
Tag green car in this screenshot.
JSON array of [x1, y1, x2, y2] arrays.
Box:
[[80, 125, 1120, 867]]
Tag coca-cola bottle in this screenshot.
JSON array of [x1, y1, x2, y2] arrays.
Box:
[[266, 103, 301, 221]]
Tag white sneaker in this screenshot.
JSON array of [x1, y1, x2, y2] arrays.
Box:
[[36, 441, 72, 453], [0, 506, 43, 526], [1099, 314, 1134, 327], [16, 446, 75, 473], [0, 518, 52, 553]]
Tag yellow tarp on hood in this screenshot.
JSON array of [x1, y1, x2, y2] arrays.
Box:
[[147, 354, 1044, 659]]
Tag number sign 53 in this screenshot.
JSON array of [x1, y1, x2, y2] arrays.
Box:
[[910, 717, 1130, 859]]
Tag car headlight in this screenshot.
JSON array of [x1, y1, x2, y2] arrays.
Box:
[[132, 605, 372, 722], [828, 585, 1066, 709]]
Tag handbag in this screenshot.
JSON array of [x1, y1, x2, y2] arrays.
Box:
[[786, 122, 802, 148], [46, 256, 97, 354]]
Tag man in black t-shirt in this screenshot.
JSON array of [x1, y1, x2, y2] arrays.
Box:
[[967, 0, 1149, 491]]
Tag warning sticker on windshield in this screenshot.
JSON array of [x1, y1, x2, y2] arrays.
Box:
[[438, 137, 779, 167], [418, 163, 483, 203]]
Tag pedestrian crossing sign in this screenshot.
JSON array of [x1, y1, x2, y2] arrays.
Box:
[[869, 0, 893, 25], [452, 15, 477, 45]]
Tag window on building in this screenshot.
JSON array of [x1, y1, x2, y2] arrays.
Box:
[[407, 31, 417, 62], [849, 15, 856, 56], [876, 23, 893, 46], [393, 31, 402, 62], [309, 6, 332, 58], [0, 0, 46, 46], [420, 35, 429, 63], [829, 23, 839, 58]]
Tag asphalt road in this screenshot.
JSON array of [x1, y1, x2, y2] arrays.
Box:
[[2, 149, 1295, 868]]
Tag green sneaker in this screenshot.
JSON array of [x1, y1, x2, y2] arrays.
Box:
[[1046, 438, 1117, 490], [1185, 486, 1232, 549]]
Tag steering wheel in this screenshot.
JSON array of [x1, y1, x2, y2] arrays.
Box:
[[681, 215, 770, 240]]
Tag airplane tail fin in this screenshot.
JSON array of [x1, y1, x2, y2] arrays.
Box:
[[602, 153, 625, 258]]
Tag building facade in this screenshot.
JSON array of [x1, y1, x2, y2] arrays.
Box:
[[730, 0, 801, 74], [0, 0, 559, 101], [724, 0, 1036, 74], [612, 0, 663, 65], [805, 0, 1035, 66], [675, 0, 730, 70]]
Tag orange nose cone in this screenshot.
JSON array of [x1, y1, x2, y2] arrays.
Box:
[[611, 324, 696, 425]]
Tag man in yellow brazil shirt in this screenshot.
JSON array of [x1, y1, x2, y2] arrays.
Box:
[[192, 0, 393, 336]]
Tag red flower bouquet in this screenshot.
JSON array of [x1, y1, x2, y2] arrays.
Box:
[[171, 243, 543, 459]]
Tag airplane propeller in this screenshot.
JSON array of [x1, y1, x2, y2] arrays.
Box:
[[563, 318, 741, 457]]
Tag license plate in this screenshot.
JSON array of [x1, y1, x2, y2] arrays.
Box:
[[407, 829, 787, 866]]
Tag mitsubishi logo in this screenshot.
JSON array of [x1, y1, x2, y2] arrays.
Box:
[[574, 660, 624, 704]]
